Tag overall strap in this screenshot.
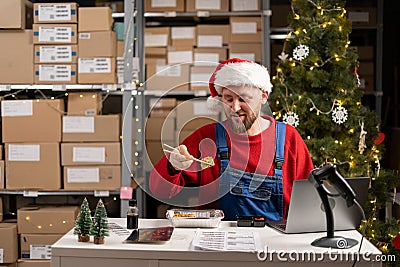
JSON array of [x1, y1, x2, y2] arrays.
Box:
[[274, 121, 286, 178], [214, 122, 229, 172]]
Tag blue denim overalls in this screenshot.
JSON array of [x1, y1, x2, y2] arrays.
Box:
[[215, 121, 286, 221]]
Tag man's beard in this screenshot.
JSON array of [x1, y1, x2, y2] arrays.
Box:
[[227, 112, 257, 134]]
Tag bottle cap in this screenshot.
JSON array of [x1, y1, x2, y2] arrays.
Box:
[[129, 199, 137, 206]]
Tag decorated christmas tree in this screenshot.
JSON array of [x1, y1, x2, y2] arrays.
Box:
[[268, 0, 400, 260], [73, 197, 92, 242], [90, 199, 109, 244]]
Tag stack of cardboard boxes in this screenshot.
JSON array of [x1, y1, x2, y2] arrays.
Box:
[[62, 92, 121, 190], [33, 3, 79, 84], [77, 7, 117, 84], [16, 205, 79, 266], [0, 2, 118, 85], [3, 99, 64, 190]]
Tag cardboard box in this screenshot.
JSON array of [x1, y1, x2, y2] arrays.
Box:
[[167, 46, 193, 65], [17, 260, 50, 267], [145, 117, 175, 141], [193, 47, 227, 66], [190, 66, 214, 91], [186, 0, 229, 12], [77, 57, 116, 84], [62, 115, 121, 142], [148, 98, 177, 118], [0, 0, 33, 29], [5, 143, 61, 190], [347, 7, 377, 27], [17, 206, 79, 234], [350, 46, 374, 61], [145, 0, 184, 12], [2, 99, 64, 143], [20, 234, 63, 259], [34, 45, 78, 64], [78, 7, 113, 32], [171, 26, 196, 47], [0, 223, 18, 263], [0, 161, 4, 190], [230, 0, 260, 11], [271, 5, 291, 28], [196, 25, 230, 47], [145, 63, 189, 91], [34, 64, 77, 84], [117, 40, 124, 57], [0, 30, 34, 84], [61, 142, 121, 166], [67, 92, 102, 116], [230, 17, 262, 43], [32, 24, 77, 44], [176, 100, 221, 131], [33, 3, 78, 24], [78, 31, 117, 57], [229, 43, 262, 63], [145, 27, 170, 47], [63, 165, 121, 190]]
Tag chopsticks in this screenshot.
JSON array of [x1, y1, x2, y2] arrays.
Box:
[[162, 143, 214, 166]]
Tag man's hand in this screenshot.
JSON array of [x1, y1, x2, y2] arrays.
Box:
[[168, 145, 194, 170]]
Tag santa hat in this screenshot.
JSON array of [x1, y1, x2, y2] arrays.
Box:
[[207, 58, 273, 111]]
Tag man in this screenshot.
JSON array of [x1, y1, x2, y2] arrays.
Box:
[[149, 58, 314, 221]]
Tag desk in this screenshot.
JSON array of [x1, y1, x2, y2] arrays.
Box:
[[51, 218, 383, 267]]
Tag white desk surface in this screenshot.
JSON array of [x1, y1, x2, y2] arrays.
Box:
[[51, 218, 383, 267]]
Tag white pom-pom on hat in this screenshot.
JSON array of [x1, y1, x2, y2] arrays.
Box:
[[207, 58, 273, 111]]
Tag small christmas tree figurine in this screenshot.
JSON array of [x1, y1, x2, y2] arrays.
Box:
[[90, 199, 109, 244], [74, 197, 92, 242]]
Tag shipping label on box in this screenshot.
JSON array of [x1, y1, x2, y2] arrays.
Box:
[[35, 64, 75, 82], [231, 0, 260, 11], [33, 24, 77, 44], [8, 144, 40, 162], [20, 233, 63, 259], [63, 116, 94, 133], [34, 3, 77, 23], [35, 45, 77, 63], [78, 58, 111, 73], [61, 142, 121, 165], [63, 165, 121, 190]]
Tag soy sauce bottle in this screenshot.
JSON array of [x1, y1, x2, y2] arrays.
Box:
[[127, 199, 139, 229]]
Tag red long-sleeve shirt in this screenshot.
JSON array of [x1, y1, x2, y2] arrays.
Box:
[[149, 116, 314, 218]]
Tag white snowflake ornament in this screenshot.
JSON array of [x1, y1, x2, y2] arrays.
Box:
[[332, 106, 348, 125], [283, 111, 299, 127], [293, 45, 310, 61], [278, 52, 289, 62]]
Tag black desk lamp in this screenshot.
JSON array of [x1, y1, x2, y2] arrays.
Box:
[[308, 165, 359, 249]]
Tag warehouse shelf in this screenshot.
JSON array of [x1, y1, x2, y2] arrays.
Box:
[[113, 11, 265, 19]]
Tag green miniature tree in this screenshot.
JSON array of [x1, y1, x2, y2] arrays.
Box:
[[90, 199, 109, 244], [73, 197, 92, 242], [268, 0, 400, 261]]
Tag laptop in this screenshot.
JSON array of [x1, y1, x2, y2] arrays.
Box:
[[266, 177, 370, 234]]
